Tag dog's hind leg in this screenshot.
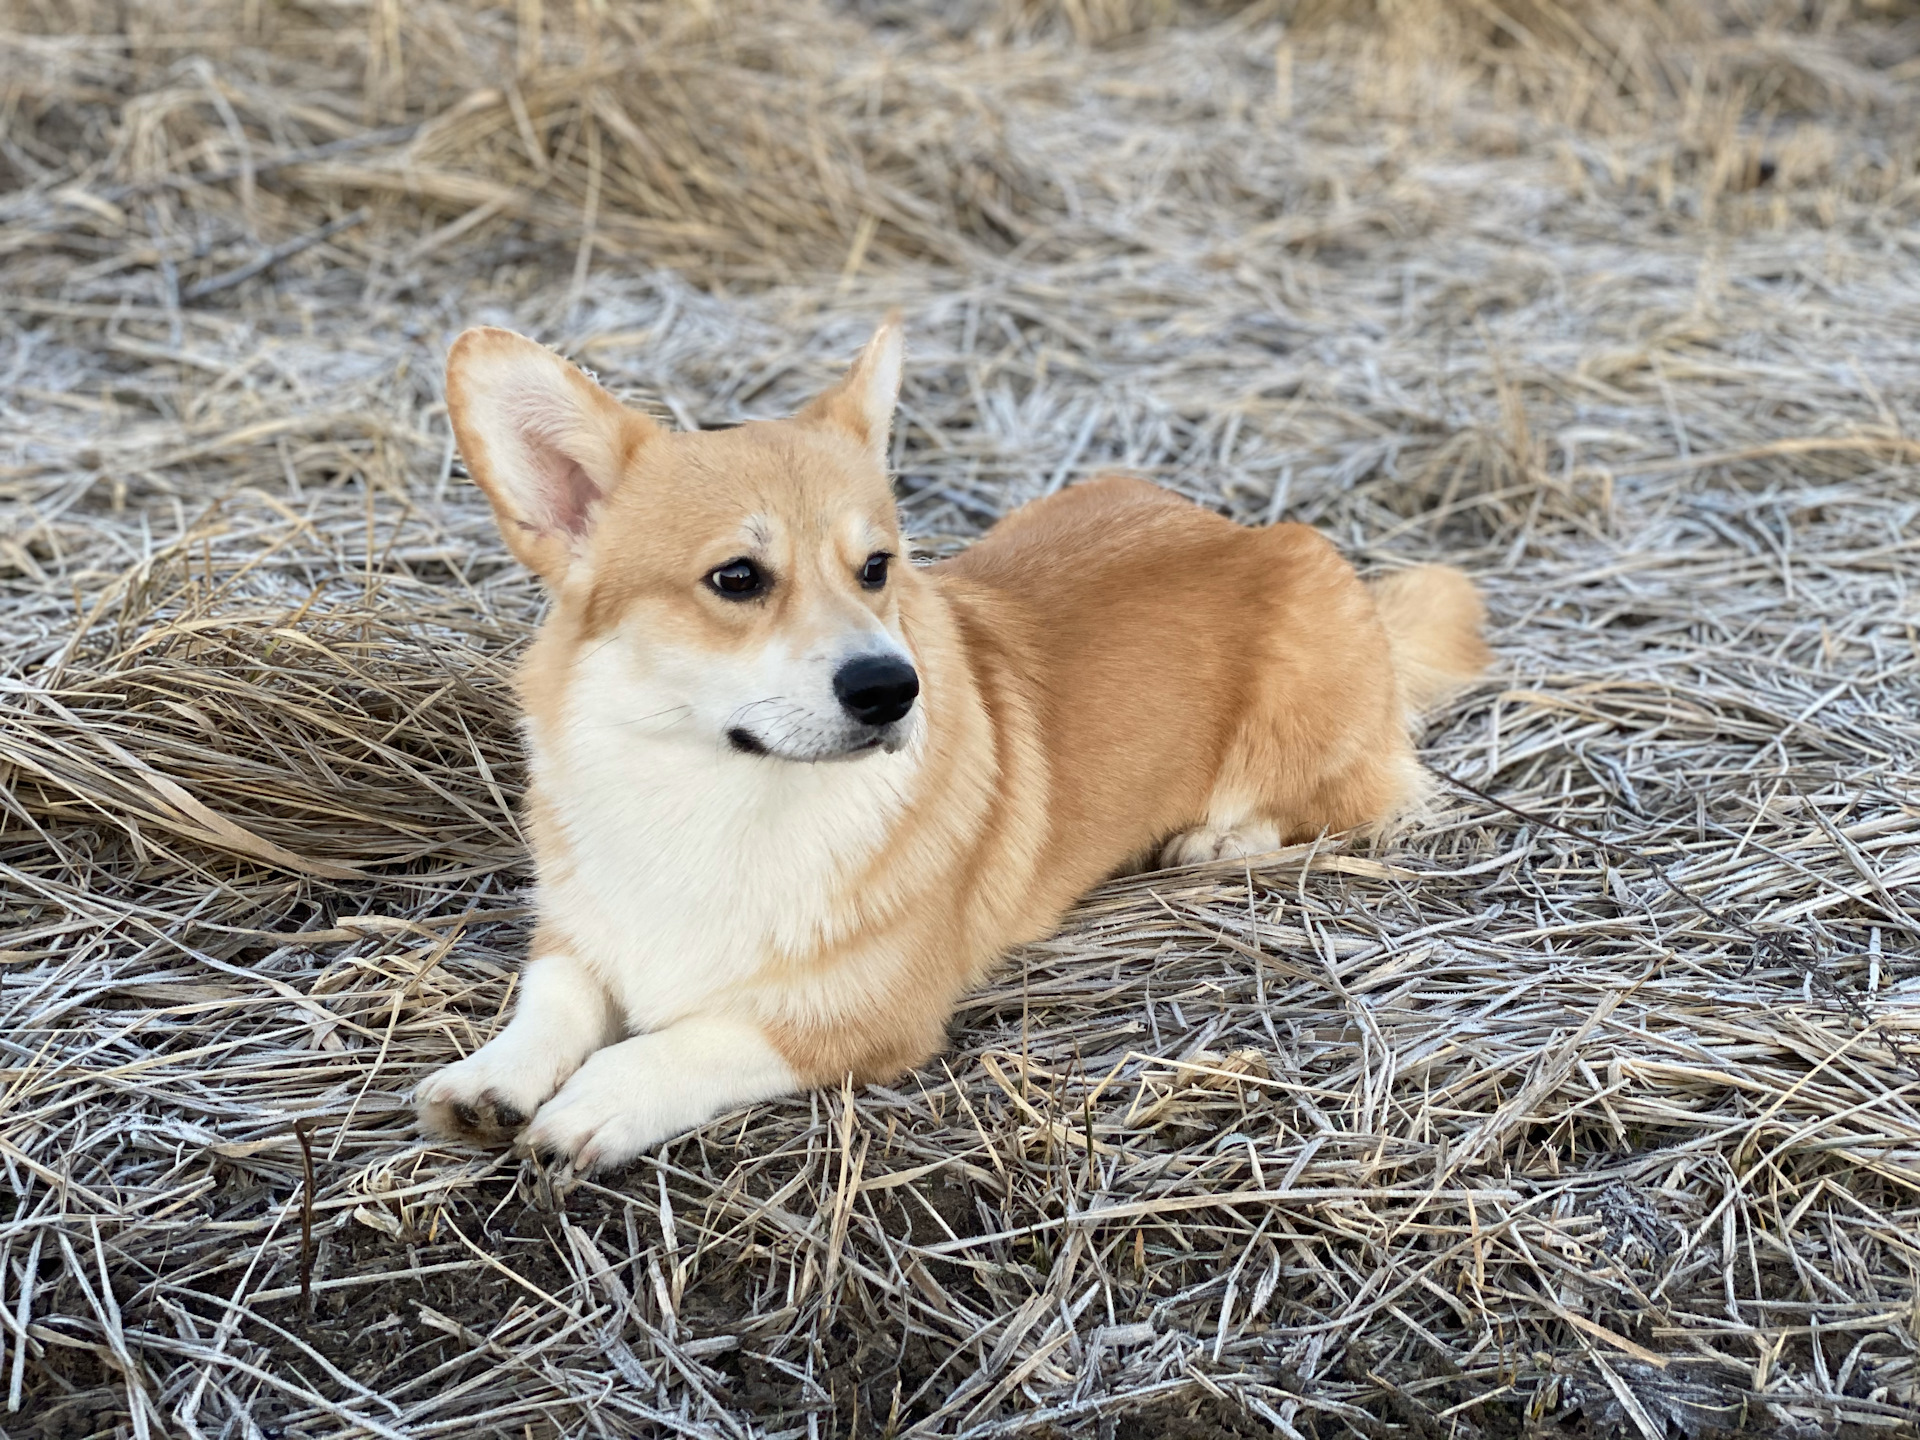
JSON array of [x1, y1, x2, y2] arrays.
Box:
[[1159, 743, 1422, 866], [1159, 654, 1428, 869], [1159, 807, 1286, 867]]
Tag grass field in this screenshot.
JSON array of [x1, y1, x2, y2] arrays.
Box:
[[4, 0, 1920, 1435]]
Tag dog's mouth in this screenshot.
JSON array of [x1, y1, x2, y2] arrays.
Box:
[[727, 725, 901, 763]]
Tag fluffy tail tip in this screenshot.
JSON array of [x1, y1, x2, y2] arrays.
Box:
[[1369, 564, 1490, 715]]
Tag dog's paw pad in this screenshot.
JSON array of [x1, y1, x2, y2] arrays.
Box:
[[425, 1088, 527, 1143], [417, 1066, 544, 1147]]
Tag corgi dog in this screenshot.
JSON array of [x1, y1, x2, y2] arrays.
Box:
[[416, 319, 1488, 1173]]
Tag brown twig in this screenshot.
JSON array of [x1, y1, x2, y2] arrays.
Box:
[[295, 1122, 318, 1313]]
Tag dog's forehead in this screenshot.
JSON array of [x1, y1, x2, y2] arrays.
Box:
[[732, 508, 884, 556], [619, 421, 895, 545]]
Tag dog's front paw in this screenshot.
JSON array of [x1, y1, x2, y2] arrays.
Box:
[[513, 1017, 799, 1174], [517, 1049, 676, 1174], [416, 1044, 564, 1147]]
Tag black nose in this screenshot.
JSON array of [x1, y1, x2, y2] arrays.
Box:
[[833, 654, 919, 727]]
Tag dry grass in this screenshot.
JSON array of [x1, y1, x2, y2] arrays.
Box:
[[4, 0, 1920, 1435]]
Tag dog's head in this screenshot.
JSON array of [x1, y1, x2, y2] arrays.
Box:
[[446, 320, 923, 764]]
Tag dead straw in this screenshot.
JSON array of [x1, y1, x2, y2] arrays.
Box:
[[3, 0, 1919, 1434]]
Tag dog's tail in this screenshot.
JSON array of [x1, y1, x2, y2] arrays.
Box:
[[1368, 565, 1490, 716]]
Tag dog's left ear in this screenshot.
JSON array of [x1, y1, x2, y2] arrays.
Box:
[[797, 315, 903, 471]]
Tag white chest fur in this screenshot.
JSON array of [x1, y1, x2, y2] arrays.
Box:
[[529, 644, 920, 1032]]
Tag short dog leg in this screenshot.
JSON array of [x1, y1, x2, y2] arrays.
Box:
[[1160, 817, 1285, 868], [520, 1015, 799, 1173], [416, 950, 616, 1145]]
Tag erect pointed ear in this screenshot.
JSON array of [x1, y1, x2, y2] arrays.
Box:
[[444, 327, 659, 585], [796, 314, 903, 470]]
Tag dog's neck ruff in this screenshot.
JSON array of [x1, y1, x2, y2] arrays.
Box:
[[525, 642, 923, 1029]]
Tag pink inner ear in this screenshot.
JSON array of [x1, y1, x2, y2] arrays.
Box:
[[506, 391, 606, 540], [542, 452, 601, 539]]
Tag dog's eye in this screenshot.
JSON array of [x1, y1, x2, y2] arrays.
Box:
[[707, 559, 765, 599], [860, 552, 890, 589]]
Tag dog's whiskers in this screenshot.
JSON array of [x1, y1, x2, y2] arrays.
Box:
[[619, 704, 695, 730]]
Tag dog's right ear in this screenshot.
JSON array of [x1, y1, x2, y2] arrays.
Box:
[[444, 327, 658, 586]]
